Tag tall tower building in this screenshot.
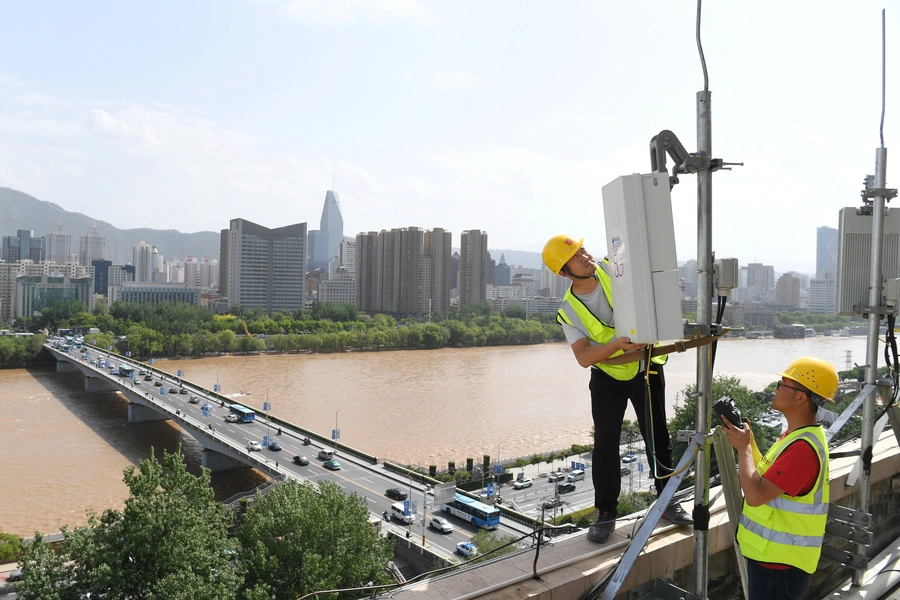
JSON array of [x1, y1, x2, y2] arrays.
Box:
[[459, 230, 488, 311], [220, 218, 307, 313], [2, 229, 45, 263], [321, 190, 343, 269], [495, 253, 511, 286], [307, 190, 345, 276], [816, 226, 839, 277], [46, 221, 72, 263], [78, 224, 107, 266]]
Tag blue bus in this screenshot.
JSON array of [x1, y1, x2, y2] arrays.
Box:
[[443, 493, 501, 530], [229, 404, 256, 423], [118, 365, 134, 378]]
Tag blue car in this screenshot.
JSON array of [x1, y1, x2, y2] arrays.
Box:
[[456, 542, 478, 558]]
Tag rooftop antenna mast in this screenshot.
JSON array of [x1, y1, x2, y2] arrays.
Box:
[[854, 8, 894, 587]]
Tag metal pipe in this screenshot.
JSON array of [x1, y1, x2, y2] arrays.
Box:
[[855, 146, 888, 585], [692, 88, 713, 599]]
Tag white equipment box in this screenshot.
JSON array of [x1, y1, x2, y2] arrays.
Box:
[[602, 173, 683, 343]]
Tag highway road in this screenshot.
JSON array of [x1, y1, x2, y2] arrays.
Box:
[[53, 343, 534, 557]]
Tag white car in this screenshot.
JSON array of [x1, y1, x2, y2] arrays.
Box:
[[513, 477, 533, 489], [247, 441, 262, 452], [429, 516, 453, 533], [547, 472, 565, 482], [456, 542, 478, 558], [225, 414, 238, 423]]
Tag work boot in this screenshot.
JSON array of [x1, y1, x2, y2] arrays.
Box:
[[587, 511, 616, 544], [662, 502, 693, 526]]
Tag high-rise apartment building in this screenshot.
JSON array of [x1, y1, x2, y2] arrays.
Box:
[[355, 231, 382, 313], [354, 227, 452, 318], [2, 229, 45, 263], [423, 228, 452, 316], [133, 241, 158, 282], [78, 224, 106, 266], [776, 273, 802, 307], [46, 222, 72, 263], [458, 230, 488, 311], [340, 237, 356, 277], [809, 274, 837, 314], [219, 218, 307, 313], [184, 256, 218, 288]]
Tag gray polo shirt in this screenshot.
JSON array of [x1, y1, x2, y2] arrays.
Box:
[[560, 281, 615, 347]]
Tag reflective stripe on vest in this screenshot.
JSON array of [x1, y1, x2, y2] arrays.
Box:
[[736, 426, 829, 573]]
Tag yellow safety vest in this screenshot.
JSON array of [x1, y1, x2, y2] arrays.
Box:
[[556, 261, 666, 381], [736, 426, 829, 574]]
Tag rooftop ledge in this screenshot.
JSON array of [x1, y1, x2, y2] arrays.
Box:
[[390, 429, 900, 600]]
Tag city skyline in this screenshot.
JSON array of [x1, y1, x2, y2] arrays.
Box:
[[0, 3, 894, 274]]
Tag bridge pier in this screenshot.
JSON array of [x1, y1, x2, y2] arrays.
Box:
[[85, 376, 117, 392], [127, 402, 169, 423], [56, 360, 80, 373], [202, 449, 249, 472]]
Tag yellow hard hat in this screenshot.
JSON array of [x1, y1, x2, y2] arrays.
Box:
[[779, 356, 839, 402], [542, 235, 583, 275]]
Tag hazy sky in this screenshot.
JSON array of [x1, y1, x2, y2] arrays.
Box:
[[0, 1, 895, 273]]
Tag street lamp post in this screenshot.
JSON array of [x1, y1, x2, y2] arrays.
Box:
[[334, 409, 340, 454], [422, 481, 429, 547], [495, 442, 504, 503], [407, 473, 414, 539]]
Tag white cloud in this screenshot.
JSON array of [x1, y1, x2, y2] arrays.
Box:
[[431, 67, 479, 92], [274, 0, 436, 25]]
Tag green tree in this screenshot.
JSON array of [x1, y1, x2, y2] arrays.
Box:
[[502, 304, 527, 320], [0, 532, 22, 562], [62, 446, 241, 600], [468, 529, 520, 564], [237, 480, 393, 600], [218, 330, 238, 353], [16, 531, 74, 600], [668, 375, 779, 475]]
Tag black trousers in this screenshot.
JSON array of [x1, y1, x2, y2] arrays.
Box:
[[590, 364, 674, 515]]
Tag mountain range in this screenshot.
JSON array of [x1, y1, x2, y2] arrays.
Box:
[[0, 186, 543, 269]]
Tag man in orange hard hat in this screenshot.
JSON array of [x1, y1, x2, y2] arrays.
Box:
[[720, 356, 836, 600], [543, 234, 692, 545]]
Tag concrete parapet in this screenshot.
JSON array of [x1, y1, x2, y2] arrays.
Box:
[[84, 376, 117, 392], [127, 402, 169, 423], [56, 360, 80, 373]]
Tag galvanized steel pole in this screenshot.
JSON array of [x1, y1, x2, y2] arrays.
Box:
[[855, 146, 888, 585], [692, 88, 713, 599]]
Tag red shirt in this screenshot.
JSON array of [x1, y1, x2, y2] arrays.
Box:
[[756, 433, 821, 569]]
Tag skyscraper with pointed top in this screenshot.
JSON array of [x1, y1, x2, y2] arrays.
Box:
[[308, 190, 344, 275]]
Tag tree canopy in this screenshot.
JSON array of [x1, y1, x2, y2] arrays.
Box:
[[237, 479, 393, 600]]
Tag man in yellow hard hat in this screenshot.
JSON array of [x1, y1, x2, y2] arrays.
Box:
[[720, 356, 836, 600], [543, 234, 692, 545]]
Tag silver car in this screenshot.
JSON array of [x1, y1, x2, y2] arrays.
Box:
[[429, 516, 453, 533]]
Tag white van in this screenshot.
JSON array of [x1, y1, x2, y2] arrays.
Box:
[[390, 502, 415, 524], [318, 449, 334, 461], [567, 469, 585, 482]]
